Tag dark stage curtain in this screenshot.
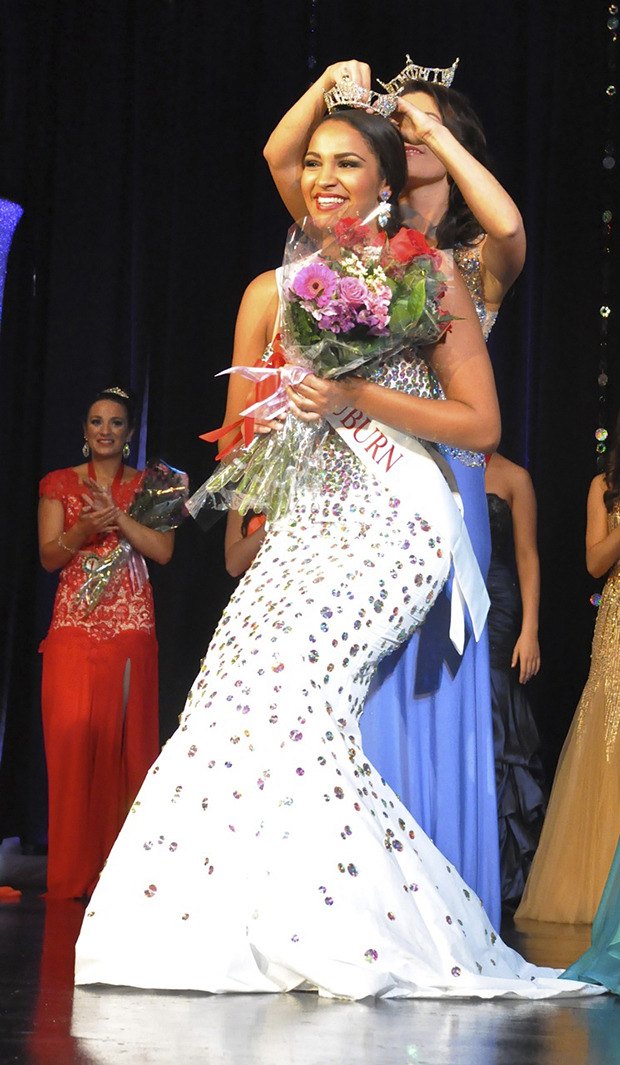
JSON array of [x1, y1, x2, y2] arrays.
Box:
[[0, 0, 617, 845]]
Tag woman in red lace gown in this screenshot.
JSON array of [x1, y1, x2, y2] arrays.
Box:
[[38, 387, 175, 899]]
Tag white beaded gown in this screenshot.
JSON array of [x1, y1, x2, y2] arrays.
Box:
[[74, 351, 597, 1000]]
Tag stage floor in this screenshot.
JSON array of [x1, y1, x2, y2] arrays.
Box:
[[1, 851, 619, 1065]]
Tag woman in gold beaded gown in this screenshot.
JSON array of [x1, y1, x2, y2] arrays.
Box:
[[516, 417, 620, 924]]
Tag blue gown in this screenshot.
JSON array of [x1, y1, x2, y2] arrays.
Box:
[[361, 243, 502, 930]]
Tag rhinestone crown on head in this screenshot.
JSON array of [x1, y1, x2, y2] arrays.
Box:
[[324, 74, 399, 119], [103, 386, 130, 399], [378, 56, 460, 95]]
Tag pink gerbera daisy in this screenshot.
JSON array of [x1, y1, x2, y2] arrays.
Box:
[[290, 262, 338, 303]]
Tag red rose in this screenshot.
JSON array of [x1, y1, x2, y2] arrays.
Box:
[[334, 217, 371, 249], [369, 230, 388, 249], [387, 227, 433, 263]]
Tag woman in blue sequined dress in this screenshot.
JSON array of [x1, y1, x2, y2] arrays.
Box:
[[264, 62, 526, 929], [72, 110, 597, 1000]]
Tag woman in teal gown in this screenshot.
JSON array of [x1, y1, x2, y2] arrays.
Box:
[[562, 838, 620, 992]]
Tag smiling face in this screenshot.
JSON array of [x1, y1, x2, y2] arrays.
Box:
[[301, 119, 390, 228], [398, 90, 449, 189], [83, 399, 132, 462]]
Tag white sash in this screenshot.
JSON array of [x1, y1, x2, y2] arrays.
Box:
[[326, 406, 489, 654]]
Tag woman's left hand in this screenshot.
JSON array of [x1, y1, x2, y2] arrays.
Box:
[[395, 96, 443, 145], [511, 631, 541, 685], [82, 480, 122, 526], [286, 374, 359, 422]]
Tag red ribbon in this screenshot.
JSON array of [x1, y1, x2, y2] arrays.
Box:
[[200, 336, 287, 461]]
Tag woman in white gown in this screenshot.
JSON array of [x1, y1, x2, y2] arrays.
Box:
[[74, 105, 596, 1000]]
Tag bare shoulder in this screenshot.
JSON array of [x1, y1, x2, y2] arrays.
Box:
[[236, 270, 279, 333], [242, 270, 278, 305], [231, 269, 280, 369], [495, 453, 531, 483], [489, 452, 511, 473], [486, 451, 512, 488], [588, 472, 606, 501], [509, 460, 534, 492], [486, 453, 534, 507], [585, 474, 611, 551]]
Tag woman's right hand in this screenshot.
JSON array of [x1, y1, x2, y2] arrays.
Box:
[[253, 412, 287, 436], [321, 60, 371, 92], [77, 493, 119, 538], [264, 60, 372, 222]]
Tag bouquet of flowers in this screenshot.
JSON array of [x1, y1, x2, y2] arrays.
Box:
[[281, 216, 452, 377], [74, 460, 189, 613], [186, 218, 453, 525]]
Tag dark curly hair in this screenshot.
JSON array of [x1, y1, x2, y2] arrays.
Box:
[[399, 80, 491, 249], [314, 109, 407, 236]]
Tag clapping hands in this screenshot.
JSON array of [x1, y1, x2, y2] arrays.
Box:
[[78, 479, 120, 537]]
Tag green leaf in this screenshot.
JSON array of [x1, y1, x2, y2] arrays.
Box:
[[288, 301, 320, 345], [407, 278, 426, 322], [389, 301, 411, 332]]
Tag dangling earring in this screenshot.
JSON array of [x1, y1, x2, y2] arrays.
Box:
[[377, 189, 391, 229], [122, 443, 130, 459], [82, 440, 90, 458]]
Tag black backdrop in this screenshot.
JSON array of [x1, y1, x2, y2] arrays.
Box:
[[0, 0, 617, 846]]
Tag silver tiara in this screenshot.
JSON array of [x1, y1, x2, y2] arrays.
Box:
[[378, 56, 460, 95], [324, 74, 398, 119], [103, 386, 129, 399]]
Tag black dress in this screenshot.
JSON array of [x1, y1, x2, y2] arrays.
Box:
[[486, 492, 547, 912]]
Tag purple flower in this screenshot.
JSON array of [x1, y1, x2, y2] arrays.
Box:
[[356, 292, 390, 334], [374, 284, 393, 306], [291, 263, 338, 304], [339, 276, 369, 306], [315, 299, 356, 334]]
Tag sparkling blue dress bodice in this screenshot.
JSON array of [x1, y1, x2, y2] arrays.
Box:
[[454, 241, 499, 340]]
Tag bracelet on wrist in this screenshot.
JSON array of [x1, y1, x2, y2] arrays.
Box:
[[57, 533, 77, 556]]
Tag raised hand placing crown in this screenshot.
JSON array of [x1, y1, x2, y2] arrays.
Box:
[[323, 72, 398, 118]]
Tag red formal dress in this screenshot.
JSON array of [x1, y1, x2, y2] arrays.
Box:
[[39, 467, 160, 899]]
